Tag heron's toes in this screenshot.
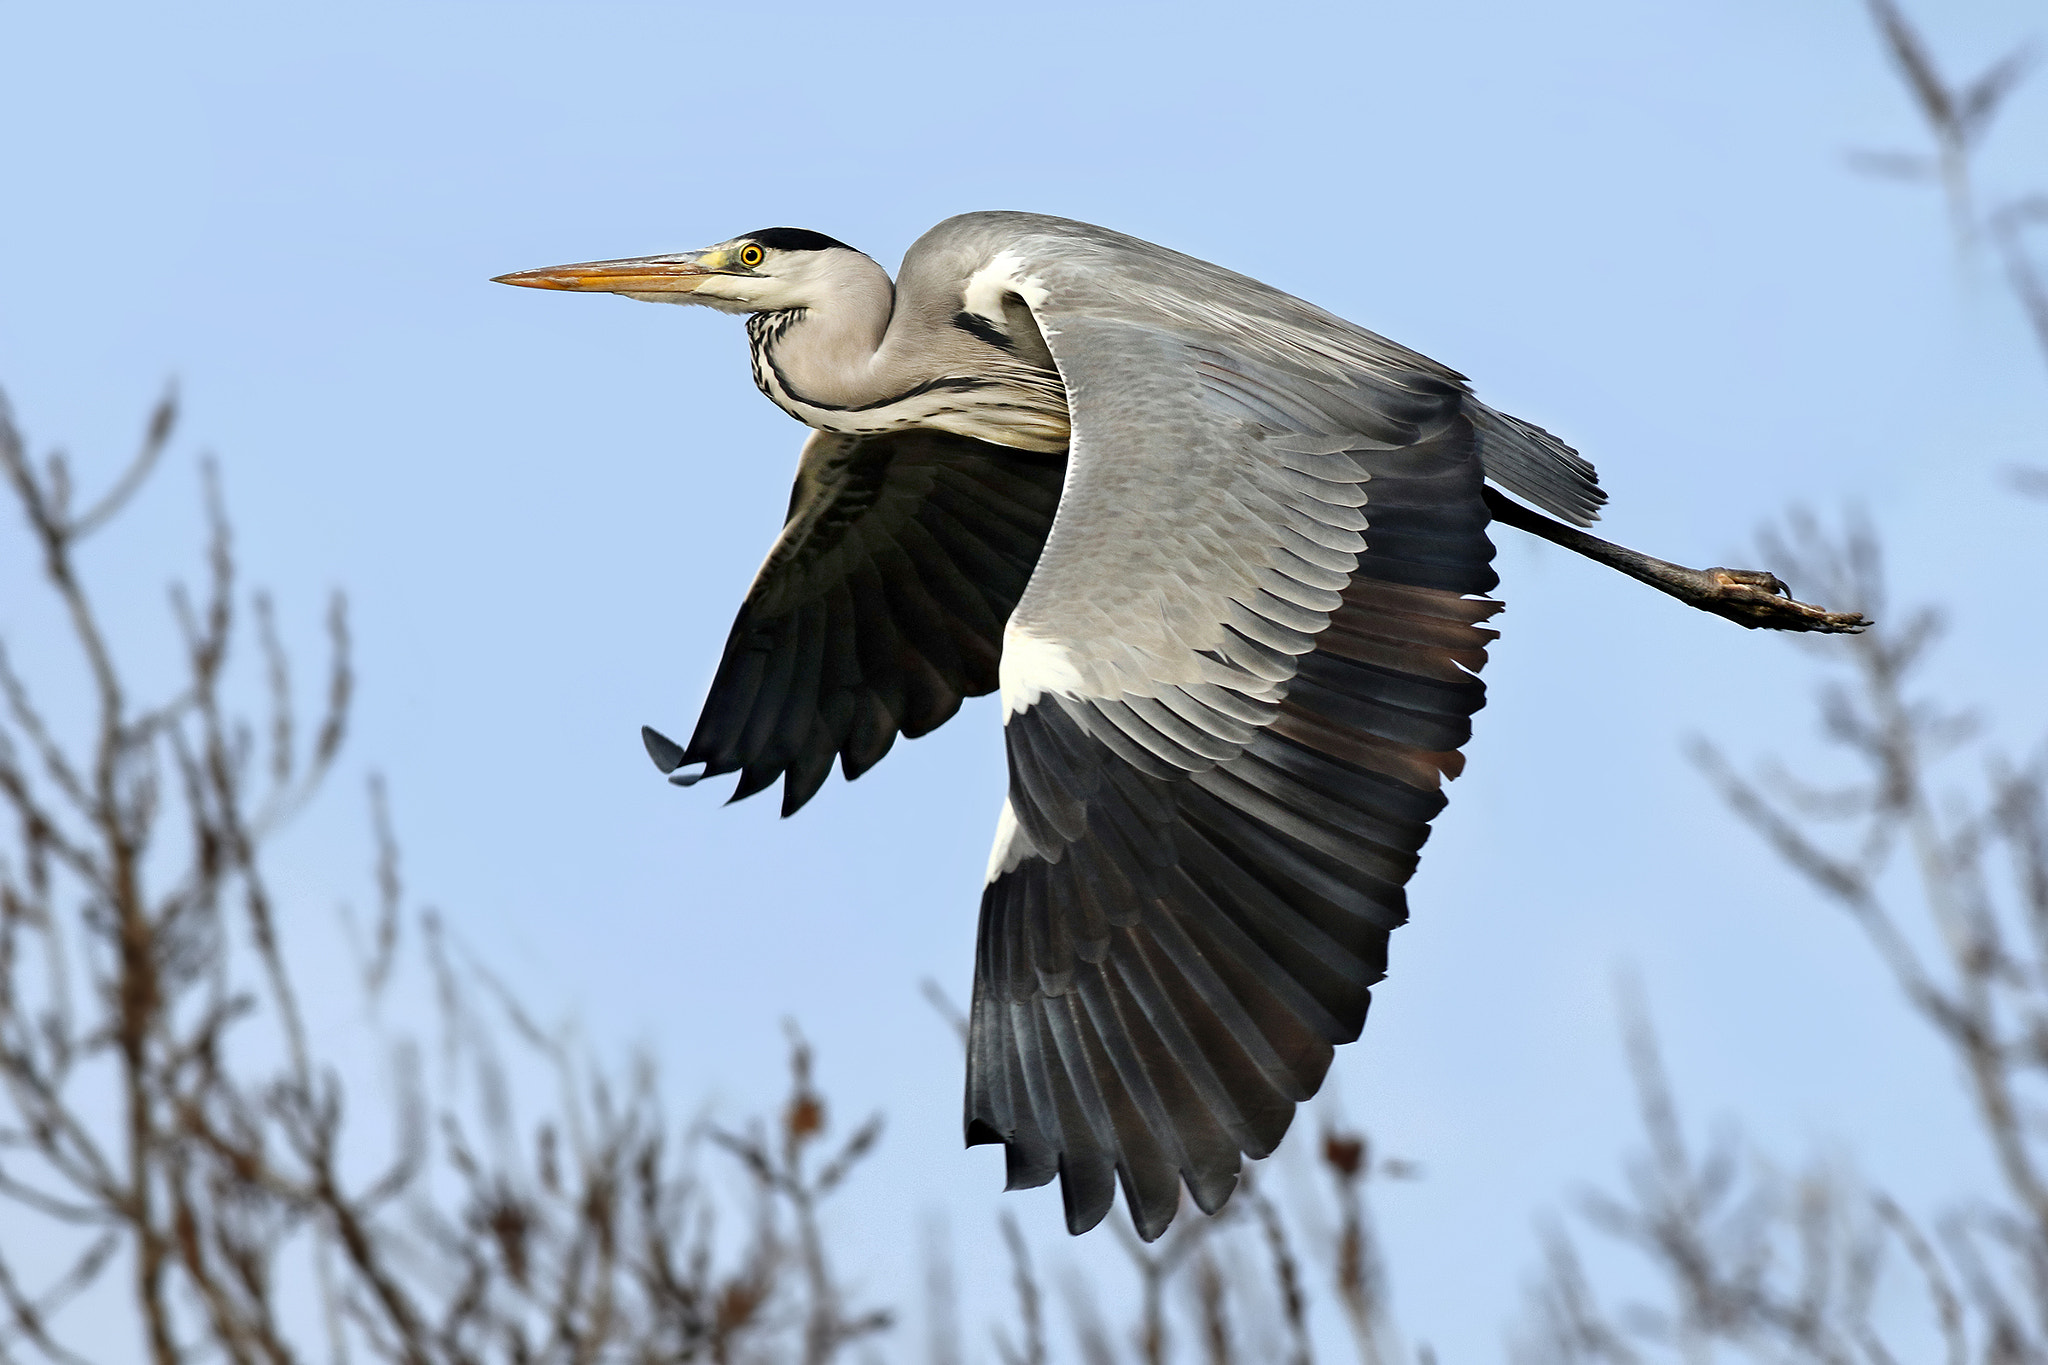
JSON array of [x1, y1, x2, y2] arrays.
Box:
[[1699, 567, 1870, 634], [1709, 568, 1789, 596]]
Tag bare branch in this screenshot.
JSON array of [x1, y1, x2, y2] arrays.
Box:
[[68, 386, 177, 541], [994, 1212, 1045, 1365]]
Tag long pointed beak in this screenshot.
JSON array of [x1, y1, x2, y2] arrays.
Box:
[[491, 252, 724, 293]]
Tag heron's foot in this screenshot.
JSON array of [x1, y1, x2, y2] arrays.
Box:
[[1687, 567, 1869, 634], [1477, 490, 1869, 634]]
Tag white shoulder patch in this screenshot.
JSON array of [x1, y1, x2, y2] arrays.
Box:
[[962, 249, 1051, 325], [1000, 623, 1086, 719], [985, 798, 1030, 884]]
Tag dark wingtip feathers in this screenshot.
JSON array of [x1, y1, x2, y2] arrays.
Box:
[[644, 726, 709, 787], [643, 725, 685, 773], [680, 431, 1064, 818]]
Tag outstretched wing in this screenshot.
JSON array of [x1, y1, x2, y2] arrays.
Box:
[[939, 214, 1502, 1240], [663, 427, 1064, 816]]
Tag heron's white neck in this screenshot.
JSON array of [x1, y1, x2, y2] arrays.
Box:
[[744, 259, 895, 413], [744, 254, 1070, 452]]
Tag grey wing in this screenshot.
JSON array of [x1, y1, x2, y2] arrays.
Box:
[[950, 218, 1502, 1239], [907, 211, 1602, 526], [670, 427, 1064, 816]]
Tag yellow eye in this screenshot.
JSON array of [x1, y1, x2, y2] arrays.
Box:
[[738, 243, 764, 268]]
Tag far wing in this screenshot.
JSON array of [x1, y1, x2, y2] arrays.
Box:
[[949, 216, 1501, 1239], [663, 428, 1064, 816]]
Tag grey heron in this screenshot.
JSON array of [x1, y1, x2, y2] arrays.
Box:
[[495, 214, 1861, 1241]]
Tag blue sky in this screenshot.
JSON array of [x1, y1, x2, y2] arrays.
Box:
[[3, 0, 2045, 1356]]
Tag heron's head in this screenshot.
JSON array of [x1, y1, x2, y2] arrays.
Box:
[[492, 228, 882, 316]]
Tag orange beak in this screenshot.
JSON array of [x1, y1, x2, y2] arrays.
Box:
[[491, 251, 728, 294]]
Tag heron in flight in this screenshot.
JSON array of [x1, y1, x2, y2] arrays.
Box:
[[495, 214, 1860, 1240]]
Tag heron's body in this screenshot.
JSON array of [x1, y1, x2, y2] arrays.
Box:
[[496, 212, 1854, 1241]]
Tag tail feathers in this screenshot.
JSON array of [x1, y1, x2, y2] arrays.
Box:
[[1468, 400, 1606, 527]]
